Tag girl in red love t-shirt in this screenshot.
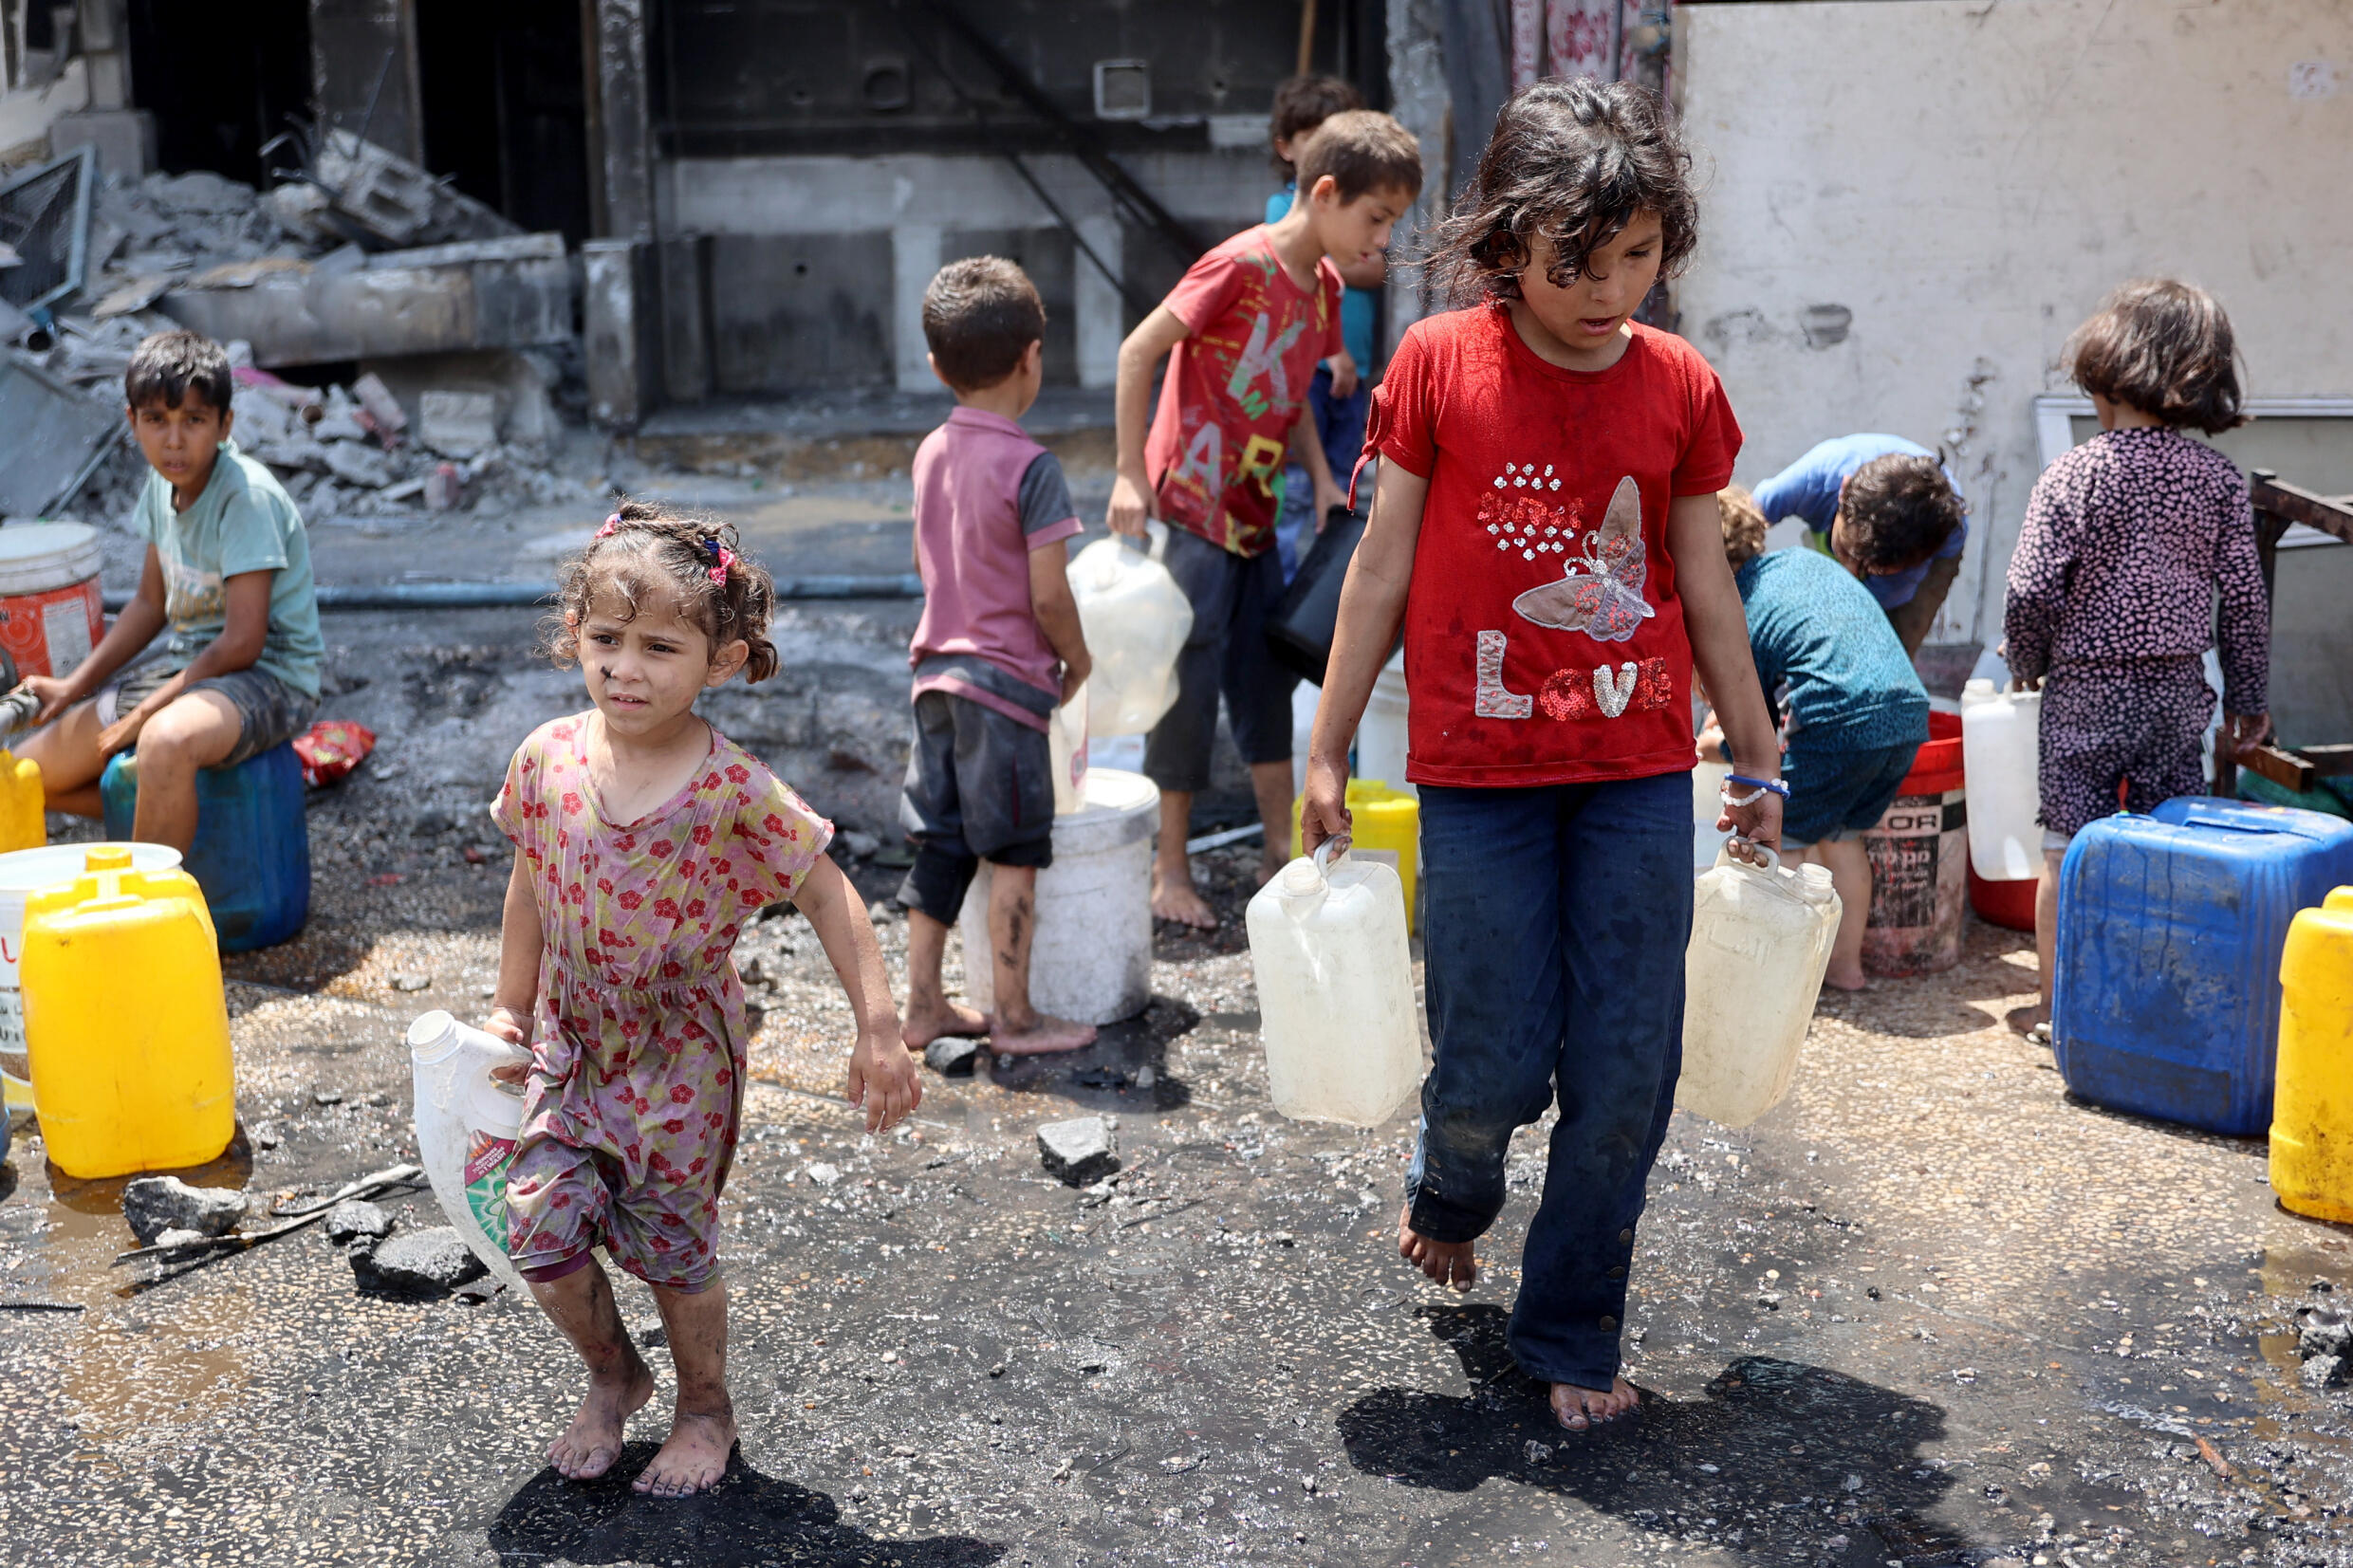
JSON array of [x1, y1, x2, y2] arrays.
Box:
[[1302, 80, 1787, 1436]]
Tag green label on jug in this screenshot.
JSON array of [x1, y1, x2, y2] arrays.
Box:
[[463, 1129, 517, 1250]]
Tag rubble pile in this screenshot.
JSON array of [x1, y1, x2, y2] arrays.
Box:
[[3, 135, 597, 525]]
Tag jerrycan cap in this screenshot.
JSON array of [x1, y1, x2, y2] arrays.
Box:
[[2327, 887, 2353, 914], [83, 845, 133, 873], [1797, 862, 1835, 899], [1284, 838, 1343, 895]]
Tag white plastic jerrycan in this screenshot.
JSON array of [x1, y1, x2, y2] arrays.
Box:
[[1960, 678, 2042, 881], [409, 1009, 532, 1286], [1048, 680, 1089, 815], [1067, 521, 1194, 736], [1247, 839, 1423, 1127], [1678, 847, 1840, 1128]]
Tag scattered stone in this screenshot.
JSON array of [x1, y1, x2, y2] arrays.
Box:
[[804, 1162, 842, 1186], [323, 1200, 393, 1245], [1037, 1116, 1119, 1187], [350, 1227, 488, 1294], [152, 1227, 211, 1251], [2299, 1307, 2351, 1361], [989, 1363, 1007, 1378], [2301, 1354, 2344, 1390], [250, 1123, 281, 1151], [1134, 1064, 1157, 1090], [924, 1038, 982, 1076], [1523, 1439, 1552, 1465], [390, 972, 433, 993], [313, 1089, 343, 1106], [122, 1176, 249, 1245]]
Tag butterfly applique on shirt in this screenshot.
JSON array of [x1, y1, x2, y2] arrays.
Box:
[[1510, 475, 1655, 644]]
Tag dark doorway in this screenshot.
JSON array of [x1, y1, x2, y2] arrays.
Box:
[[415, 0, 593, 246], [124, 0, 312, 183]]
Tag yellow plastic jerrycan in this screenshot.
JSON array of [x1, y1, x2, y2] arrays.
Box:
[[0, 751, 43, 854], [21, 845, 234, 1178], [1292, 778, 1420, 930], [2272, 887, 2353, 1224]]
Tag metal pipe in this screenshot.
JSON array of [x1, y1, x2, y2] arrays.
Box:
[[102, 574, 927, 613]]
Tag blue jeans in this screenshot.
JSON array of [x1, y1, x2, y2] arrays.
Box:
[[1410, 770, 1695, 1390]]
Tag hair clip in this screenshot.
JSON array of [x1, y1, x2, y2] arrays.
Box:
[[595, 513, 623, 540], [707, 543, 735, 585]]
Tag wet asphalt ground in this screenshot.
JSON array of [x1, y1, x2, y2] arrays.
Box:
[[5, 493, 2353, 1566]]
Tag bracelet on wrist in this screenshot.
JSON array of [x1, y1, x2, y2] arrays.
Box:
[[1723, 773, 1790, 802]]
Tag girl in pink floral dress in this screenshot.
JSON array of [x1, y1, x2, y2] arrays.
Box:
[[485, 504, 920, 1497]]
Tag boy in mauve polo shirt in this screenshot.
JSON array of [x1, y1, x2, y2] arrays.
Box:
[[898, 258, 1097, 1057]]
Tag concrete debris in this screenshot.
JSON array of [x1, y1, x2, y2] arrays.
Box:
[[2298, 1307, 2351, 1362], [311, 130, 519, 250], [349, 1227, 488, 1294], [923, 1037, 983, 1077], [2301, 1354, 2343, 1390], [418, 390, 500, 457], [804, 1162, 842, 1186], [151, 1227, 211, 1251], [1037, 1116, 1119, 1186], [350, 372, 407, 439], [121, 1176, 250, 1245], [322, 1200, 393, 1245]]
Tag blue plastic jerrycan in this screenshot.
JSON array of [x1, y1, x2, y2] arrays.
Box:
[[101, 742, 310, 952], [2054, 798, 2353, 1135]]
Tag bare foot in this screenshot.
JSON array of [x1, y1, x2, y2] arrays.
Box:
[[2006, 1002, 2047, 1038], [1398, 1205, 1476, 1290], [549, 1355, 656, 1481], [633, 1404, 738, 1497], [989, 1012, 1098, 1056], [1151, 865, 1217, 931], [902, 999, 989, 1050], [1822, 965, 1868, 992], [1551, 1376, 1640, 1431]]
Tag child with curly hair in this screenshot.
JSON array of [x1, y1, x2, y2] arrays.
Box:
[[485, 503, 920, 1495]]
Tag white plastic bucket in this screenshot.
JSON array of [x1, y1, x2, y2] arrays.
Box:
[[1356, 651, 1412, 797], [958, 768, 1160, 1025], [0, 522, 104, 683], [0, 841, 184, 1105]]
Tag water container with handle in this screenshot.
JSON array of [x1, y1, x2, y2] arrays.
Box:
[[1960, 679, 2040, 879], [1246, 839, 1422, 1127], [1048, 680, 1089, 815], [2273, 888, 2353, 1224], [1679, 846, 1841, 1128], [1067, 521, 1193, 736], [408, 1010, 533, 1286], [21, 846, 234, 1178]]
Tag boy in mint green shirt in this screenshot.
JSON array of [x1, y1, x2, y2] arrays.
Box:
[[20, 329, 322, 851]]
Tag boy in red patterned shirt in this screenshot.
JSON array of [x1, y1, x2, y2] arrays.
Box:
[[1105, 110, 1423, 927]]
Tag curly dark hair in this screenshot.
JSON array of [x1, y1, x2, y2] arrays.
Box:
[[1837, 454, 1965, 576], [2066, 278, 2247, 434], [543, 501, 779, 683], [1424, 78, 1697, 305]]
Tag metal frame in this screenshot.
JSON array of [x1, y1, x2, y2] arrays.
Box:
[[0, 145, 97, 318]]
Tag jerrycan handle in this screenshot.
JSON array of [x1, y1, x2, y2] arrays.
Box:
[[1139, 518, 1171, 563], [1721, 841, 1782, 874]]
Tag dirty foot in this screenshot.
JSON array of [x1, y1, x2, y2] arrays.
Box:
[[1150, 867, 1217, 931], [633, 1405, 737, 1497], [1822, 964, 1868, 992], [902, 1000, 989, 1050], [989, 1012, 1098, 1056], [549, 1356, 656, 1481], [2006, 1002, 2047, 1038], [1551, 1376, 1640, 1431], [1398, 1205, 1477, 1290]]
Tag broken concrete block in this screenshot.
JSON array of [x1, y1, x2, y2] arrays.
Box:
[[323, 1199, 393, 1245], [417, 390, 500, 457], [350, 1227, 487, 1294], [146, 170, 254, 215], [924, 1038, 982, 1077], [2300, 1308, 2351, 1362], [2302, 1353, 2344, 1390], [322, 442, 392, 489], [349, 373, 407, 440], [315, 130, 517, 249], [1037, 1116, 1118, 1186], [122, 1176, 249, 1245]]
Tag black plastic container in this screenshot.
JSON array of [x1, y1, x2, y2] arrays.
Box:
[[1265, 507, 1367, 685]]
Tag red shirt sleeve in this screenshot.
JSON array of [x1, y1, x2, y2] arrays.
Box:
[[1365, 321, 1438, 479], [1671, 349, 1743, 497], [1161, 246, 1247, 334]]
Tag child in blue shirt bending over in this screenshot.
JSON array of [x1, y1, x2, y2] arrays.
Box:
[[1701, 488, 1927, 990], [1750, 434, 1967, 655], [1266, 74, 1387, 578]]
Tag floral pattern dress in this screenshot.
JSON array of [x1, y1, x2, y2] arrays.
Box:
[[491, 714, 831, 1291]]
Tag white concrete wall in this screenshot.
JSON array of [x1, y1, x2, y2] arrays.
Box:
[[1675, 0, 2353, 647], [657, 151, 1273, 392]]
